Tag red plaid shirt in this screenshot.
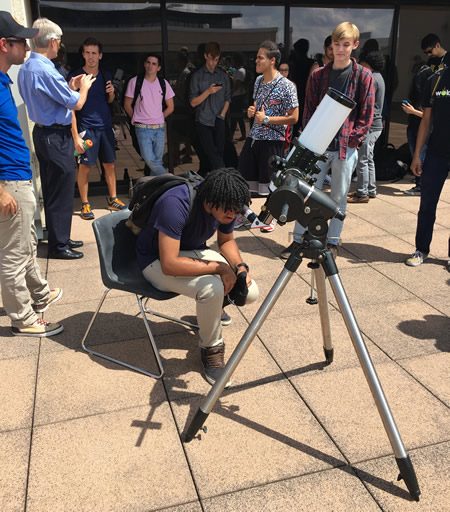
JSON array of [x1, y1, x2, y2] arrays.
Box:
[[302, 58, 375, 160]]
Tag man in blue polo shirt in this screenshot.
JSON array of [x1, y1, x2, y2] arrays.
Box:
[[69, 37, 127, 220], [18, 17, 95, 260], [0, 11, 63, 337]]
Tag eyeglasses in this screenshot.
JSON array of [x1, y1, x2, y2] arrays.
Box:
[[6, 38, 27, 46], [279, 68, 289, 72], [424, 45, 436, 55]]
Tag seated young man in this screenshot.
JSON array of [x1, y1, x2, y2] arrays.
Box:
[[137, 168, 259, 385]]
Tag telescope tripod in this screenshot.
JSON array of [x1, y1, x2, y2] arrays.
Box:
[[182, 235, 421, 501]]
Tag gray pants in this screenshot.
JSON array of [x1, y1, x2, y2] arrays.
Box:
[[142, 248, 259, 348], [0, 180, 50, 328], [355, 129, 382, 198]]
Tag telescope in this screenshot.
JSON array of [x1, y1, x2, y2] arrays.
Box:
[[184, 88, 421, 502]]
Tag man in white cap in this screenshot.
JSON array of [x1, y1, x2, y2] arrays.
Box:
[[0, 11, 63, 336]]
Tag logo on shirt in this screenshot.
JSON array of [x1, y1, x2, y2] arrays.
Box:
[[435, 88, 449, 97]]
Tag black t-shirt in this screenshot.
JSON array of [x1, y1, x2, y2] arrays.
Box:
[[424, 67, 450, 158], [327, 63, 353, 150], [408, 64, 433, 131]]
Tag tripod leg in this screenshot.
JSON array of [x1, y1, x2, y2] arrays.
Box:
[[314, 266, 333, 364], [326, 271, 420, 501], [183, 266, 296, 442]]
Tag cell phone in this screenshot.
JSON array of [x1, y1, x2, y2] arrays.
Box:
[[402, 100, 409, 105], [214, 82, 223, 87]]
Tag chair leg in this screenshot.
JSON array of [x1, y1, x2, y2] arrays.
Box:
[[142, 297, 199, 331], [81, 288, 164, 379]]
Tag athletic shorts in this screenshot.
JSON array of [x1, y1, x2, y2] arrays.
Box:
[[78, 127, 116, 166]]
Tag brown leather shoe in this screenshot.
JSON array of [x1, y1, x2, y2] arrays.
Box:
[[347, 194, 369, 203]]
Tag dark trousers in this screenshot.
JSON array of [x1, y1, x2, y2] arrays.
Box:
[[33, 126, 76, 253], [195, 119, 226, 174], [415, 152, 449, 254]]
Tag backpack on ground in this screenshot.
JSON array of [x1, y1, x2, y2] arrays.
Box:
[[126, 170, 203, 235], [374, 143, 408, 182]]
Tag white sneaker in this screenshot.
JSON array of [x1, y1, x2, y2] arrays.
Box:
[[12, 318, 64, 337], [32, 288, 63, 313], [234, 214, 251, 230], [405, 250, 428, 267]]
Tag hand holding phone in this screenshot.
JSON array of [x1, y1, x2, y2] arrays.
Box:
[[214, 82, 223, 87], [402, 100, 409, 105]]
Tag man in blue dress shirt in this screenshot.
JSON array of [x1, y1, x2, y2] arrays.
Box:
[[0, 11, 64, 337], [18, 17, 95, 259]]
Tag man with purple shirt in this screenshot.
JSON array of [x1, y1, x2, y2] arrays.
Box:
[[138, 168, 259, 386]]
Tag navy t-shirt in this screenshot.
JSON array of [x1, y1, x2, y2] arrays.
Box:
[[423, 68, 450, 159], [136, 184, 235, 270], [0, 72, 32, 181], [68, 68, 112, 129]]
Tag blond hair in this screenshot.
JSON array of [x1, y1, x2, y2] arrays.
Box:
[[332, 22, 360, 44]]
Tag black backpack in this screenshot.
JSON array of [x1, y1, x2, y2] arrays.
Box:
[[126, 171, 203, 235], [374, 143, 408, 182], [124, 73, 167, 156]]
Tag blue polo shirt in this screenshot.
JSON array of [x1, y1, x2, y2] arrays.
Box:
[[0, 72, 32, 181], [68, 68, 112, 129], [18, 52, 79, 126]]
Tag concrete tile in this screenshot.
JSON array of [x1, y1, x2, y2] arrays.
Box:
[[172, 380, 345, 499], [435, 205, 450, 229], [0, 314, 40, 360], [241, 273, 317, 323], [352, 300, 449, 359], [161, 312, 283, 402], [355, 441, 450, 510], [0, 356, 37, 432], [342, 235, 416, 265], [337, 212, 389, 240], [375, 262, 450, 315], [291, 363, 450, 462], [39, 294, 196, 353], [27, 404, 198, 512], [348, 208, 418, 237], [35, 340, 166, 425], [203, 466, 379, 512], [258, 308, 390, 375], [0, 429, 30, 512], [154, 503, 202, 512], [400, 353, 450, 407]]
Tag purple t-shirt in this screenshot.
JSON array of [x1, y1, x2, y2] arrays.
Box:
[[136, 184, 235, 270]]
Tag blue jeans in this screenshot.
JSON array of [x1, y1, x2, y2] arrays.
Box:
[[293, 147, 358, 246], [356, 130, 382, 197], [135, 126, 167, 176], [415, 152, 449, 255]]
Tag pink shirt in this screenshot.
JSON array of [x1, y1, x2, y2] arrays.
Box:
[[125, 76, 174, 124]]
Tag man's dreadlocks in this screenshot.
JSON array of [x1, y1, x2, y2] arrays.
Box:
[[197, 168, 250, 213]]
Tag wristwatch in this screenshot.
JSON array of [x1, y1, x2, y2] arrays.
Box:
[[263, 115, 270, 125]]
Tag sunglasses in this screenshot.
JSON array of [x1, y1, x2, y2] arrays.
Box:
[[6, 38, 27, 45], [424, 45, 436, 55]]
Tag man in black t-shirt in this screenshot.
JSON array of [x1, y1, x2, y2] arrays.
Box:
[[405, 66, 450, 267]]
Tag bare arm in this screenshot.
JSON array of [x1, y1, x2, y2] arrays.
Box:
[[402, 102, 423, 118], [158, 232, 236, 294], [71, 111, 85, 155], [190, 83, 222, 108], [410, 107, 431, 176], [163, 97, 174, 118], [123, 96, 134, 119], [105, 80, 115, 104], [254, 105, 299, 126], [220, 100, 230, 118], [217, 231, 253, 287]]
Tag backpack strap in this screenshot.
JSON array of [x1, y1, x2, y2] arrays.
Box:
[[131, 73, 145, 110], [158, 76, 168, 111]]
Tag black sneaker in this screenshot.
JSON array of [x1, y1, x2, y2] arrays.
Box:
[[280, 241, 297, 260], [201, 344, 231, 387]]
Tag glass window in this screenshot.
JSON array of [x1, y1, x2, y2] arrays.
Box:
[[166, 3, 284, 172]]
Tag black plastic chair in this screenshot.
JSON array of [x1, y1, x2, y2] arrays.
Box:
[[81, 209, 197, 378]]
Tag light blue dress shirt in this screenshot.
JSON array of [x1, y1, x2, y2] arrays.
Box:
[[18, 52, 80, 126]]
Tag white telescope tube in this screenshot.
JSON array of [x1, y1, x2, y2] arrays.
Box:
[[299, 88, 356, 155]]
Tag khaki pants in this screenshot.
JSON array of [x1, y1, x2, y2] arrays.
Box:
[[0, 180, 50, 328], [142, 248, 259, 348]]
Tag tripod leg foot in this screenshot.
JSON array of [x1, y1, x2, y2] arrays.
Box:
[[182, 408, 209, 443], [306, 297, 318, 305], [324, 347, 334, 364], [396, 456, 421, 501]]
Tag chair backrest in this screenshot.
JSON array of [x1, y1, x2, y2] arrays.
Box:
[[92, 210, 177, 300]]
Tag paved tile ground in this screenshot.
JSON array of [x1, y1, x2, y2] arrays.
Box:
[[1, 126, 449, 511]]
